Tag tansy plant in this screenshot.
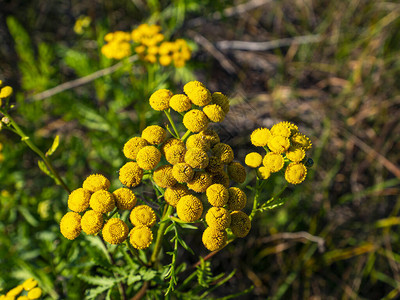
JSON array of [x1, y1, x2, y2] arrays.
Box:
[[58, 80, 314, 298], [0, 277, 43, 300]]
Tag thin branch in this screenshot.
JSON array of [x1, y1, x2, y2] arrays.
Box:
[[30, 55, 138, 102], [258, 231, 325, 252]]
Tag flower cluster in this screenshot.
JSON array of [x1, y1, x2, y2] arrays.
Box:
[[246, 122, 313, 184], [0, 80, 13, 108], [73, 15, 91, 35], [101, 23, 191, 67], [0, 278, 42, 299]]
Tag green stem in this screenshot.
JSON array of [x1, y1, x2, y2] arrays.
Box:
[[164, 110, 180, 138], [181, 130, 191, 141], [2, 111, 71, 193], [249, 177, 261, 220], [150, 205, 174, 265]]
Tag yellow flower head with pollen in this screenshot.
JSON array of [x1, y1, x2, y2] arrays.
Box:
[[130, 226, 153, 250], [136, 146, 161, 170], [68, 188, 91, 213], [161, 138, 185, 156], [245, 152, 262, 168], [210, 171, 230, 188], [130, 205, 157, 227], [149, 89, 172, 111], [205, 156, 224, 174], [263, 152, 284, 173], [285, 162, 307, 184], [176, 194, 203, 222], [186, 133, 210, 151], [153, 165, 177, 188], [164, 184, 190, 207], [227, 161, 246, 183], [205, 207, 231, 230], [281, 121, 298, 135], [183, 109, 209, 133], [119, 162, 144, 188], [230, 211, 251, 238], [60, 212, 82, 240], [206, 183, 228, 207], [0, 86, 13, 99], [184, 148, 209, 169], [81, 210, 104, 235], [27, 287, 42, 299], [267, 135, 290, 154], [113, 188, 137, 210], [291, 132, 312, 150], [203, 104, 225, 123], [270, 122, 292, 138], [82, 174, 110, 193], [250, 128, 271, 147], [172, 163, 194, 183], [212, 143, 234, 164], [123, 137, 148, 160], [183, 81, 211, 106], [23, 278, 38, 291], [187, 171, 212, 193], [199, 128, 220, 147], [286, 146, 306, 162], [90, 190, 115, 213], [102, 218, 129, 244], [142, 125, 166, 145], [257, 166, 271, 180], [211, 92, 229, 114], [165, 144, 186, 165], [227, 187, 247, 211], [202, 227, 227, 251], [169, 94, 192, 112], [172, 39, 191, 67]]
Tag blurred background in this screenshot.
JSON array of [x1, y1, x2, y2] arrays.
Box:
[[0, 0, 399, 299]]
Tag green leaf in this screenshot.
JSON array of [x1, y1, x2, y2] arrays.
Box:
[[140, 268, 157, 281], [127, 274, 142, 285], [38, 160, 54, 179], [85, 285, 110, 299], [177, 235, 194, 255], [78, 274, 118, 286], [17, 206, 39, 227], [45, 135, 59, 157]]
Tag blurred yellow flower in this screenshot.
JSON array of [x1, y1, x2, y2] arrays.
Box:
[[73, 15, 91, 34]]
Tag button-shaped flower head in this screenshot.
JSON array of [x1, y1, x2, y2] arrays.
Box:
[[291, 132, 312, 150], [60, 212, 82, 240], [183, 109, 209, 133], [203, 104, 225, 123], [257, 166, 271, 180], [165, 144, 186, 165], [227, 161, 246, 183], [142, 125, 166, 145], [102, 218, 129, 244], [270, 122, 292, 138], [186, 133, 211, 151], [183, 81, 211, 106], [250, 128, 271, 147], [263, 152, 284, 173], [285, 162, 307, 184], [90, 190, 115, 213], [82, 174, 110, 193], [164, 184, 190, 207], [206, 184, 228, 207], [226, 187, 247, 211], [130, 226, 153, 250], [230, 211, 251, 238], [112, 188, 137, 210], [169, 94, 192, 112], [184, 148, 209, 169], [199, 128, 220, 147], [172, 163, 194, 183], [187, 171, 212, 193], [267, 135, 290, 154], [210, 171, 230, 188], [149, 89, 172, 111], [123, 137, 148, 160], [22, 278, 38, 291], [27, 287, 42, 299], [130, 205, 157, 227], [245, 152, 262, 168], [205, 207, 231, 230], [211, 92, 229, 114], [68, 188, 91, 213], [285, 146, 306, 162], [212, 143, 234, 164], [161, 138, 185, 156], [81, 210, 104, 235], [176, 194, 203, 222], [202, 227, 227, 251], [119, 162, 144, 188], [136, 146, 161, 170], [205, 156, 224, 174], [153, 165, 177, 188]]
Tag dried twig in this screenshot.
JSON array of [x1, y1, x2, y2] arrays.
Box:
[[258, 231, 325, 252], [30, 55, 138, 102]]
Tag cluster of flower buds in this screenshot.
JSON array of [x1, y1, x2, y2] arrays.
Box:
[[0, 278, 42, 299]]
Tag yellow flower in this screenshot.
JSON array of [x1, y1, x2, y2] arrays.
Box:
[[176, 195, 203, 222], [7, 285, 23, 297], [90, 190, 115, 213], [130, 205, 156, 227], [149, 89, 172, 111], [202, 227, 227, 251], [267, 135, 290, 154], [206, 184, 228, 207], [262, 152, 284, 173], [245, 152, 262, 168], [250, 128, 271, 147], [285, 146, 305, 162], [210, 171, 230, 188], [22, 278, 37, 291], [123, 137, 148, 160], [101, 31, 132, 60], [187, 171, 212, 193], [102, 218, 129, 244], [186, 133, 210, 151], [130, 226, 153, 250], [230, 211, 251, 238], [227, 161, 246, 183], [184, 148, 209, 169], [112, 188, 137, 210], [81, 210, 104, 235], [280, 121, 298, 135], [270, 122, 292, 137], [291, 132, 312, 150], [82, 174, 110, 193], [142, 125, 166, 145], [257, 166, 271, 180], [211, 92, 229, 114], [164, 184, 190, 207], [165, 144, 186, 165], [119, 162, 144, 188], [0, 86, 13, 98], [183, 81, 211, 106], [161, 138, 185, 156], [285, 162, 307, 184], [172, 163, 194, 183], [159, 55, 173, 66], [153, 165, 177, 188], [136, 146, 161, 170], [27, 287, 42, 299], [60, 212, 82, 240], [169, 94, 192, 112], [172, 39, 191, 67], [212, 143, 234, 164], [226, 187, 247, 211], [18, 296, 30, 300], [73, 15, 91, 34], [67, 188, 91, 213], [199, 128, 220, 147], [205, 156, 223, 174], [183, 109, 209, 133], [203, 104, 225, 123], [205, 207, 231, 230]]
